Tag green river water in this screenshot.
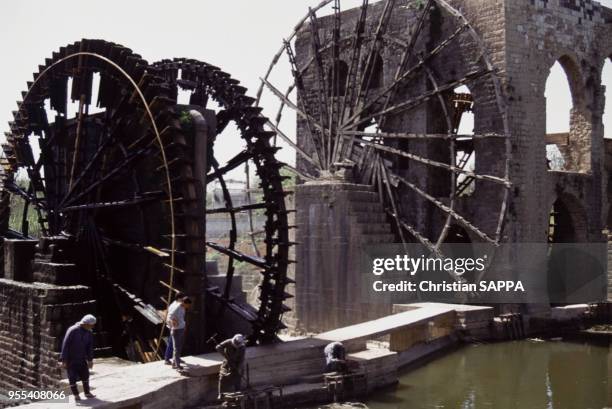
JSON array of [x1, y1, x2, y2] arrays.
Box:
[[365, 340, 611, 409]]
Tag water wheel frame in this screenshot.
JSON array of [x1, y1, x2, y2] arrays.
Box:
[[256, 0, 512, 285], [0, 40, 291, 360], [153, 58, 293, 343]]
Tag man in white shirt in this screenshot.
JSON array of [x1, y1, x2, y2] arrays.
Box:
[[166, 294, 192, 369]]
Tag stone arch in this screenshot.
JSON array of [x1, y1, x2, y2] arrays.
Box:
[[602, 55, 612, 139], [547, 192, 589, 243], [544, 55, 592, 173], [442, 224, 476, 282], [546, 192, 597, 304], [452, 85, 476, 196], [603, 55, 612, 233]]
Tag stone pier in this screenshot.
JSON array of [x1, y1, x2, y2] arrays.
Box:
[[295, 182, 396, 333]]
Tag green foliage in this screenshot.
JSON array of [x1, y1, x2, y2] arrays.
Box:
[[179, 110, 194, 134], [8, 179, 43, 237], [280, 167, 296, 190]]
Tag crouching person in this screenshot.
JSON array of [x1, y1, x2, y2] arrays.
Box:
[[216, 334, 247, 399], [60, 314, 97, 401], [324, 341, 347, 373]]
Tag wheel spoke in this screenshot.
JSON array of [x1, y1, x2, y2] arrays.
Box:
[[206, 150, 252, 184], [261, 77, 326, 168], [347, 68, 492, 130], [206, 241, 270, 270], [378, 158, 407, 244], [356, 0, 396, 105], [361, 138, 510, 186], [211, 160, 238, 299], [389, 169, 496, 244], [206, 202, 269, 215], [334, 0, 369, 164], [280, 163, 316, 181], [307, 7, 332, 165], [68, 94, 87, 191], [61, 145, 153, 207], [101, 234, 147, 252], [343, 131, 507, 140], [60, 191, 166, 212], [282, 40, 324, 168], [328, 0, 342, 167], [342, 22, 471, 129], [377, 0, 433, 131], [265, 120, 320, 168]]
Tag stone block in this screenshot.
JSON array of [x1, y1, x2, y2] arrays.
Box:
[[3, 239, 38, 282]]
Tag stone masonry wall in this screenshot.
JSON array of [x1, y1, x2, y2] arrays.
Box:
[[295, 183, 397, 333], [293, 0, 612, 323], [0, 279, 95, 390], [0, 237, 99, 393]]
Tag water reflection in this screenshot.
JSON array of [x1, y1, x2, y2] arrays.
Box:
[[366, 341, 610, 409]]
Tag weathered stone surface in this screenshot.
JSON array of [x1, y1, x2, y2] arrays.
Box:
[[295, 182, 395, 333], [293, 0, 612, 329], [0, 279, 95, 392], [3, 239, 37, 282]]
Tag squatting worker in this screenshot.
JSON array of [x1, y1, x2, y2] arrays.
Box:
[[166, 294, 192, 369], [60, 314, 97, 401], [216, 334, 247, 399], [324, 341, 347, 373]]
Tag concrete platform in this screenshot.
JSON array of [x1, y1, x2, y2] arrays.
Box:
[[19, 302, 495, 409]]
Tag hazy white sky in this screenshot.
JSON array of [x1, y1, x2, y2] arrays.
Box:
[[0, 0, 611, 174]]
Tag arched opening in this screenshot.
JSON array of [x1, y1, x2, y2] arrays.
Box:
[[547, 195, 587, 243], [604, 57, 612, 232], [452, 85, 475, 196], [361, 53, 384, 90], [328, 60, 348, 97], [436, 225, 476, 293], [603, 57, 612, 139], [547, 194, 592, 303], [544, 57, 591, 172]]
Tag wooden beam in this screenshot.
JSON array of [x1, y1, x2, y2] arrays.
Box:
[[546, 133, 569, 146]]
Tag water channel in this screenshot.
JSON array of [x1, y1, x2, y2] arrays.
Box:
[[366, 340, 610, 409]]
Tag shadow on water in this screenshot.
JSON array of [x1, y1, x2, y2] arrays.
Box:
[[365, 340, 611, 409]]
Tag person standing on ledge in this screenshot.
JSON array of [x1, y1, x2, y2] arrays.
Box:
[[166, 294, 192, 370], [164, 292, 186, 365], [60, 314, 97, 401], [216, 334, 247, 399]]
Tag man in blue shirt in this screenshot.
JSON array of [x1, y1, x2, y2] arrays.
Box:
[[60, 314, 96, 401]]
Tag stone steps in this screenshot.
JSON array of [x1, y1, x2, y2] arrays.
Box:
[[349, 210, 388, 223], [350, 201, 387, 213], [346, 188, 395, 244], [345, 190, 380, 203]]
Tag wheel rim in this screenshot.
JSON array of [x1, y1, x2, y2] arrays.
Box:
[[256, 0, 512, 284]]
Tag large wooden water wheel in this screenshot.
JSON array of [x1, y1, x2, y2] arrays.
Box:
[[153, 58, 293, 343], [0, 40, 291, 360], [257, 0, 512, 283]]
